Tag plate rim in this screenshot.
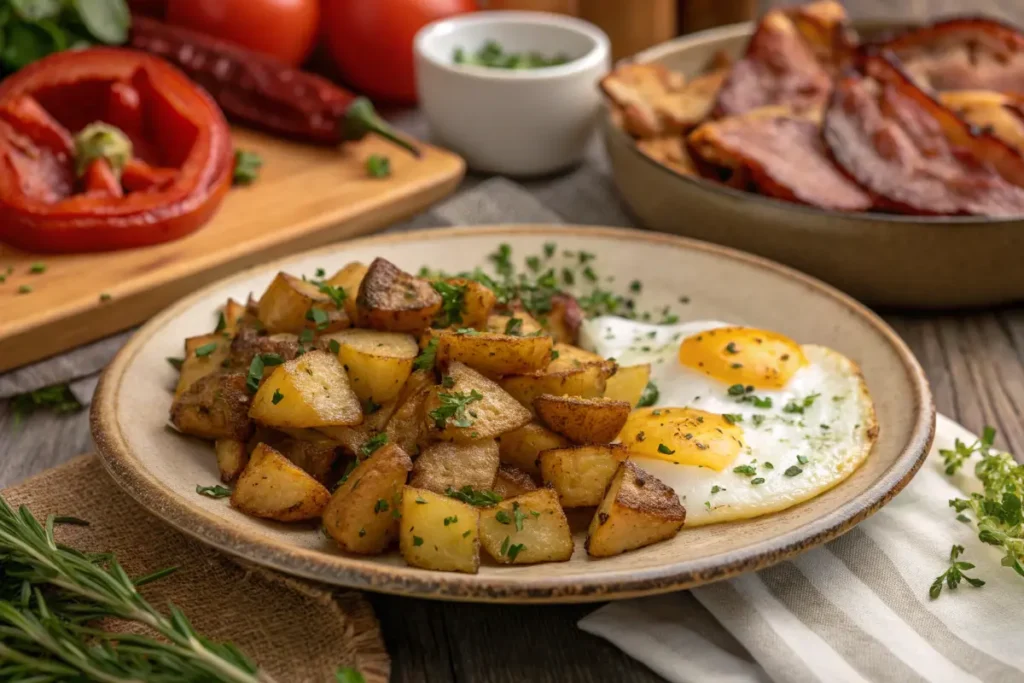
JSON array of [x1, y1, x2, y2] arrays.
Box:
[[91, 224, 936, 604]]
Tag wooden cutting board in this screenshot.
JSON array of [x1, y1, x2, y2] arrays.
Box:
[[0, 128, 464, 372]]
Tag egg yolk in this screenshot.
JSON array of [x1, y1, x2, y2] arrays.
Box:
[[618, 407, 744, 471], [678, 326, 806, 390]]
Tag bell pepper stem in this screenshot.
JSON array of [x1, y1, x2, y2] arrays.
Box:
[[341, 97, 421, 158]]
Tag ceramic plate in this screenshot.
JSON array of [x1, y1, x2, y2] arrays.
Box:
[[92, 225, 934, 603]]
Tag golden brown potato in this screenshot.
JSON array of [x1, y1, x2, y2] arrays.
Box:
[[586, 461, 686, 557], [323, 328, 418, 404], [499, 363, 613, 409], [492, 464, 538, 499], [174, 333, 231, 398], [539, 444, 630, 507], [227, 328, 300, 374], [445, 278, 497, 329], [603, 364, 652, 406], [410, 439, 500, 494], [544, 294, 583, 345], [215, 438, 248, 482], [321, 443, 413, 554], [221, 298, 255, 338], [424, 362, 531, 442], [484, 312, 546, 337], [325, 261, 368, 322], [534, 394, 631, 445], [231, 443, 330, 522], [357, 258, 441, 333], [547, 344, 613, 373], [249, 351, 363, 429], [272, 438, 339, 485], [256, 272, 349, 335], [399, 486, 480, 573], [478, 488, 574, 565], [170, 373, 252, 441], [385, 385, 431, 456], [435, 329, 552, 378], [496, 422, 570, 476]]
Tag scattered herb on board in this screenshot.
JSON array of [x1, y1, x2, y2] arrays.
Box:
[[29, 261, 46, 274], [365, 154, 391, 178], [233, 149, 262, 185], [196, 484, 232, 498], [446, 485, 502, 507], [929, 544, 986, 599], [429, 390, 483, 429], [10, 383, 82, 425], [18, 284, 32, 294], [453, 40, 570, 69]]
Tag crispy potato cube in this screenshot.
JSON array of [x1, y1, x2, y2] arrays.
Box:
[[496, 422, 570, 476], [586, 461, 685, 557], [170, 373, 252, 440], [534, 394, 631, 445], [492, 464, 538, 499], [323, 329, 418, 404], [544, 294, 583, 345], [321, 443, 413, 554], [499, 363, 612, 409], [400, 487, 480, 573], [231, 443, 330, 522], [436, 329, 552, 378], [221, 298, 253, 338], [484, 312, 546, 337], [174, 333, 231, 398], [446, 278, 496, 329], [385, 387, 431, 456], [539, 444, 630, 507], [424, 362, 531, 442], [547, 344, 612, 373], [215, 439, 249, 482], [326, 261, 368, 322], [603, 364, 652, 406], [274, 438, 339, 485], [227, 328, 300, 374], [357, 258, 441, 333], [410, 439, 500, 493], [478, 489, 574, 565], [249, 350, 362, 429], [257, 272, 347, 334]]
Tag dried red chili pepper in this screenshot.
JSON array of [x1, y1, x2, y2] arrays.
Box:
[[0, 48, 233, 252], [129, 16, 419, 157]]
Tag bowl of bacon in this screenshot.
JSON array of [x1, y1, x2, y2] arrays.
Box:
[[600, 0, 1024, 309]]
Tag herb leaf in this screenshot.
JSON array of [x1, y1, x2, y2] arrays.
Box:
[[413, 338, 438, 371], [637, 381, 659, 408], [196, 484, 231, 499], [232, 149, 262, 185], [429, 389, 483, 429], [446, 486, 502, 507]]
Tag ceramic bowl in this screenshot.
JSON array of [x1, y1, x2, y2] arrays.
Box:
[[415, 11, 610, 176], [602, 22, 1024, 309]]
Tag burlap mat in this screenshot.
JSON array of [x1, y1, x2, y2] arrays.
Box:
[[2, 455, 390, 683]]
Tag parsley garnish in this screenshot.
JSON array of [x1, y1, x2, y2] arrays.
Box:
[[429, 390, 483, 429], [711, 485, 723, 494], [504, 317, 523, 336], [443, 516, 458, 526], [727, 384, 746, 396], [512, 502, 527, 531], [797, 455, 809, 465], [732, 464, 757, 476], [196, 484, 231, 499], [272, 389, 284, 405], [506, 542, 525, 561], [432, 280, 467, 326], [446, 486, 502, 507], [318, 282, 346, 309], [751, 477, 765, 485], [412, 535, 423, 547], [18, 285, 32, 294], [637, 381, 659, 408], [167, 357, 184, 371], [550, 349, 560, 360], [329, 339, 341, 355], [657, 444, 675, 455], [784, 465, 802, 477], [233, 149, 262, 185], [374, 499, 389, 513], [783, 393, 821, 414], [723, 413, 742, 425], [929, 544, 985, 599], [413, 338, 438, 371], [194, 342, 218, 358], [246, 353, 284, 393], [305, 307, 330, 330], [360, 433, 388, 457], [366, 154, 391, 178], [495, 510, 511, 525]]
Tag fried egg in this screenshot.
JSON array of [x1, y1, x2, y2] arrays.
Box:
[[580, 318, 877, 527]]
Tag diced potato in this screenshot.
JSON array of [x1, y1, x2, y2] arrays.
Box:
[[492, 464, 538, 499], [496, 422, 570, 476], [499, 364, 612, 409], [325, 261, 368, 322], [231, 443, 330, 522], [446, 278, 496, 329], [385, 387, 431, 456], [318, 398, 397, 455], [424, 362, 531, 442], [323, 328, 418, 404], [547, 344, 613, 373], [215, 438, 248, 482], [272, 438, 339, 485], [321, 443, 413, 554], [544, 294, 583, 345], [604, 364, 652, 406], [586, 461, 686, 557], [539, 444, 630, 507], [484, 312, 546, 337], [478, 489, 574, 565], [170, 373, 252, 440], [534, 394, 631, 445], [257, 272, 348, 334], [356, 258, 441, 333], [221, 298, 252, 337], [399, 487, 480, 573], [174, 333, 231, 397], [435, 329, 552, 378], [249, 350, 363, 429], [410, 439, 500, 493], [618, 406, 743, 471], [227, 328, 300, 374]]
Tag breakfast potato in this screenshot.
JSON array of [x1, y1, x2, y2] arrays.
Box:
[[447, 277, 497, 329], [499, 364, 611, 409], [496, 422, 570, 476], [174, 333, 231, 397], [534, 395, 631, 445], [221, 298, 253, 337], [171, 373, 252, 441], [249, 350, 363, 429], [544, 294, 584, 345], [325, 261, 368, 322], [539, 444, 630, 507], [256, 272, 348, 335], [272, 438, 339, 485], [357, 258, 442, 333], [492, 464, 538, 499], [603, 363, 652, 406], [324, 328, 418, 404], [435, 329, 552, 378], [478, 489, 574, 565], [484, 312, 546, 336], [410, 439, 500, 493], [586, 461, 686, 557], [399, 487, 481, 573], [425, 362, 531, 442], [547, 344, 613, 373], [227, 329, 300, 374], [231, 443, 331, 522], [321, 443, 413, 554], [385, 384, 432, 456], [215, 438, 249, 482]]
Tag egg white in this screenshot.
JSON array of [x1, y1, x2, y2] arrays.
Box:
[[581, 317, 878, 526]]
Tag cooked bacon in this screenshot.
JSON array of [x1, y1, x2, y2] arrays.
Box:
[[823, 52, 1024, 217], [688, 107, 873, 210], [882, 17, 1024, 92]]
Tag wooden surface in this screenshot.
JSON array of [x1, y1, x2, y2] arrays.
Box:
[[0, 130, 464, 373]]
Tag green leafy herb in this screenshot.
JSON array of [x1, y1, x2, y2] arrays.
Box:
[[305, 306, 330, 330], [550, 348, 560, 360], [271, 389, 284, 405], [360, 433, 388, 457], [629, 279, 642, 293], [18, 284, 32, 294], [784, 465, 803, 477], [214, 311, 228, 333], [941, 427, 997, 476], [365, 154, 391, 178], [637, 381, 660, 408], [711, 485, 723, 494], [751, 477, 765, 485], [11, 384, 82, 424], [453, 40, 570, 69], [196, 484, 232, 499], [245, 353, 283, 393], [763, 462, 774, 470], [727, 384, 746, 396], [374, 498, 389, 514], [29, 261, 46, 274], [783, 393, 821, 415], [507, 543, 526, 561], [929, 544, 986, 599], [336, 666, 367, 683], [504, 317, 523, 336], [413, 338, 438, 371], [732, 464, 757, 477], [167, 356, 185, 371], [512, 502, 527, 532], [443, 515, 458, 526], [429, 389, 483, 429], [657, 443, 675, 455], [329, 338, 342, 355], [412, 535, 424, 546], [723, 413, 743, 425], [364, 398, 382, 415], [318, 282, 347, 309], [797, 455, 809, 465], [194, 342, 218, 358], [233, 149, 262, 185], [432, 280, 467, 326], [752, 414, 765, 427], [495, 510, 511, 525], [446, 486, 502, 507]]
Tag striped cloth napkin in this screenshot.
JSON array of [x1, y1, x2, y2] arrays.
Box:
[[580, 415, 1024, 683]]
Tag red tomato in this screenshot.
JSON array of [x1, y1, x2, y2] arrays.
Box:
[[321, 0, 477, 104], [166, 0, 320, 67]]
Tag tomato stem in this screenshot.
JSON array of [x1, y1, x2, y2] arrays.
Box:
[[340, 97, 420, 158]]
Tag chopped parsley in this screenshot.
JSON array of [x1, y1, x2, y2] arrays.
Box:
[[374, 498, 389, 513], [637, 381, 660, 408], [432, 280, 467, 326], [366, 154, 391, 178], [233, 150, 262, 185], [507, 543, 525, 562], [629, 279, 642, 293], [797, 455, 809, 465], [194, 342, 218, 358], [413, 338, 438, 371], [783, 393, 821, 414], [711, 485, 724, 494], [751, 477, 766, 485], [29, 262, 46, 274], [495, 510, 511, 525], [318, 282, 346, 309], [18, 285, 32, 294], [512, 502, 527, 531], [550, 348, 560, 360], [732, 464, 757, 476], [329, 339, 341, 355], [429, 390, 483, 429], [784, 465, 803, 477], [446, 486, 502, 507], [504, 317, 523, 336], [167, 357, 184, 371], [360, 433, 388, 457], [271, 389, 284, 405], [305, 307, 330, 330], [196, 484, 232, 499], [723, 413, 743, 425], [657, 444, 675, 455], [412, 535, 424, 547], [443, 516, 459, 526], [245, 353, 284, 393]]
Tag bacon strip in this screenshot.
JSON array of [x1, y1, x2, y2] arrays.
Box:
[[823, 52, 1024, 217]]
